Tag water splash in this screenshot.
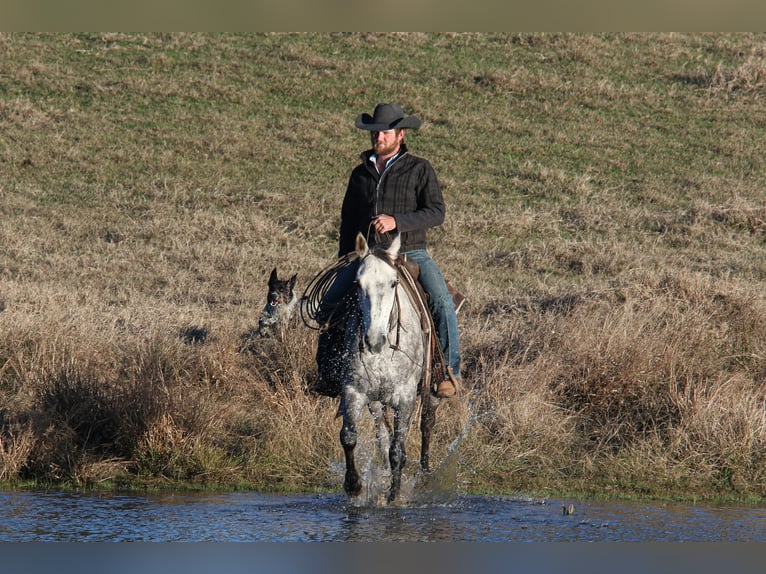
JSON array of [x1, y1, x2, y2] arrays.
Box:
[[330, 398, 488, 508], [335, 440, 392, 508], [408, 406, 483, 506]]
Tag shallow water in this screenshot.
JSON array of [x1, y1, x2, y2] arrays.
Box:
[[1, 488, 764, 542], [3, 425, 765, 543]]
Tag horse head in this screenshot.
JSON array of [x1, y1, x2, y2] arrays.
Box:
[[355, 233, 401, 354], [258, 267, 298, 337]]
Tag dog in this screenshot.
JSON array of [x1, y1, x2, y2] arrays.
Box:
[[257, 267, 298, 337]]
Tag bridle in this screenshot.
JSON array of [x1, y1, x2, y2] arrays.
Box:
[[357, 249, 404, 354]]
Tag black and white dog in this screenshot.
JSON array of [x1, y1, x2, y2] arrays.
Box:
[[257, 267, 298, 337]]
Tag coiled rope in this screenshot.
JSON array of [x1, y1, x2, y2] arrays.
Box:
[[302, 226, 390, 331], [300, 251, 359, 331]]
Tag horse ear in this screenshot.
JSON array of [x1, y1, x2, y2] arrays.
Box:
[[386, 234, 401, 259], [355, 233, 369, 256]]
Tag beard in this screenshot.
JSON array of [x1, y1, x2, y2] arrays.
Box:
[[372, 137, 400, 158]]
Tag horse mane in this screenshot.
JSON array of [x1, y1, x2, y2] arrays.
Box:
[[369, 245, 397, 267]]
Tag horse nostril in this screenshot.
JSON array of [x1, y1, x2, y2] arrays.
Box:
[[365, 333, 385, 353]]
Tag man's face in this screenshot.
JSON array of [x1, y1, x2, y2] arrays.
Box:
[[370, 129, 403, 158]]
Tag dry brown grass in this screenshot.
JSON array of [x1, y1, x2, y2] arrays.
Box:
[[709, 47, 766, 98], [1, 33, 766, 500], [451, 265, 766, 498]]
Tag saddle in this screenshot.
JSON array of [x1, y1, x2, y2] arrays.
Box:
[[309, 248, 465, 399], [398, 257, 466, 313], [394, 256, 465, 397]]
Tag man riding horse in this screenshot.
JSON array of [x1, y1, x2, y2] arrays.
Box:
[[313, 102, 461, 399]]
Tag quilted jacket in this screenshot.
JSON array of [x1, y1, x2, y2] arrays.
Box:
[[338, 143, 446, 257]]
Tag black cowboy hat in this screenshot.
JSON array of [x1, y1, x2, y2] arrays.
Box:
[[355, 103, 421, 131]]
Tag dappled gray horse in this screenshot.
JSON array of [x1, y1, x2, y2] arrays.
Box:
[[340, 233, 438, 503]]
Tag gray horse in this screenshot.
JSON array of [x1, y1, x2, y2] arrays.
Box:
[[340, 233, 439, 503]]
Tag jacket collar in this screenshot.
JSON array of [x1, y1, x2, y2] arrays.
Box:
[[361, 143, 409, 169]]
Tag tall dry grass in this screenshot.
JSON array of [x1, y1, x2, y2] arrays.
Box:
[[458, 271, 766, 498], [1, 33, 766, 500]]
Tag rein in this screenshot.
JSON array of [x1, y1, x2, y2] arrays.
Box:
[[356, 249, 404, 354], [304, 231, 442, 395], [391, 286, 403, 351]]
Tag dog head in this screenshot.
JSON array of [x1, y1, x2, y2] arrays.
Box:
[[258, 267, 297, 337]]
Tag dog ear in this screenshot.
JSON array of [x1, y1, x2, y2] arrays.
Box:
[[269, 268, 278, 284], [288, 274, 297, 291]]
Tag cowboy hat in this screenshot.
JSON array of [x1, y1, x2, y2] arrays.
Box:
[[355, 103, 421, 131]]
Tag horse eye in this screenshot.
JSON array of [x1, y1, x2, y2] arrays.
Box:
[[391, 279, 399, 288]]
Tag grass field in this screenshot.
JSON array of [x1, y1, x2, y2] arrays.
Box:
[[1, 33, 766, 501]]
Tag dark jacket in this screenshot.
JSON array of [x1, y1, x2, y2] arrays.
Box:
[[338, 144, 446, 257]]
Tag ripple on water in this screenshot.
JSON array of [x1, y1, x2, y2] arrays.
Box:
[[0, 489, 765, 542]]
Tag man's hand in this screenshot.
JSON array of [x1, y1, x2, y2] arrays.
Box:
[[371, 215, 397, 234]]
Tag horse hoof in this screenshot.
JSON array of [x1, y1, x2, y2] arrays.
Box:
[[344, 478, 362, 497], [387, 487, 400, 504]]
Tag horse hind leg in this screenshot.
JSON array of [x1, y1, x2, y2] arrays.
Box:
[[419, 394, 439, 473], [387, 433, 406, 503]]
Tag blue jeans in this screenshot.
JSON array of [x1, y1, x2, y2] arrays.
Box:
[[403, 250, 461, 379]]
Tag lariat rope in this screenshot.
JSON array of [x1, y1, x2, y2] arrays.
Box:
[[300, 225, 388, 332], [300, 251, 360, 331], [301, 231, 446, 393]]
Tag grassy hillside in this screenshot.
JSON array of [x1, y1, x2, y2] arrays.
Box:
[[1, 33, 766, 500]]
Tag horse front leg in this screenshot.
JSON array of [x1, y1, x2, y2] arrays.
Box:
[[341, 394, 365, 497], [341, 422, 361, 496], [369, 402, 391, 473], [387, 401, 414, 503], [419, 394, 439, 473]]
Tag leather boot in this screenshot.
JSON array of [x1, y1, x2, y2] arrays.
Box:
[[435, 366, 459, 398]]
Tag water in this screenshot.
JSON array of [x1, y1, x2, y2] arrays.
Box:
[[0, 488, 763, 542], [2, 409, 764, 543], [5, 421, 765, 574], [3, 490, 765, 574]]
